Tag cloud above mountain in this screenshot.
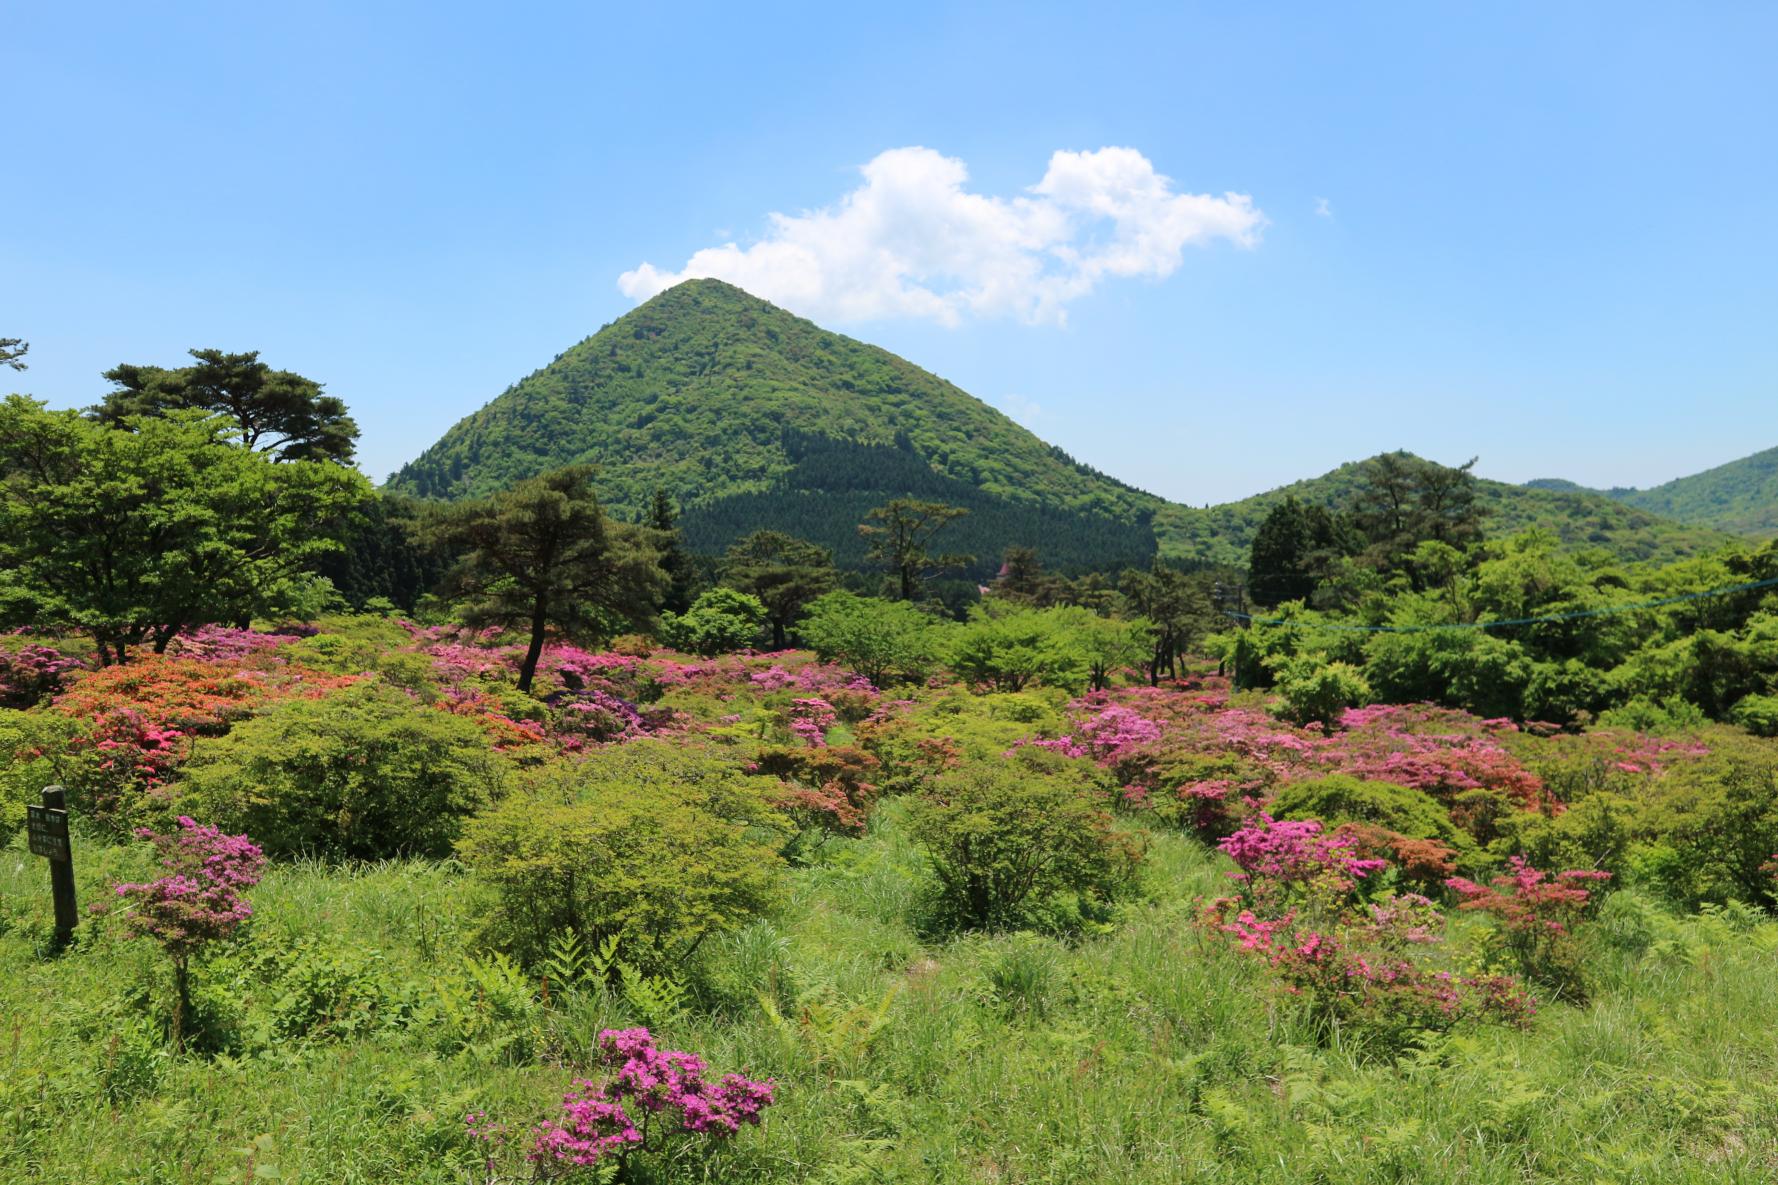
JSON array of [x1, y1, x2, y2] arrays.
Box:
[[618, 147, 1264, 327]]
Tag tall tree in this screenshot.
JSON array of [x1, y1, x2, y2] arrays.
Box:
[[425, 467, 664, 692], [1248, 496, 1349, 606], [0, 339, 26, 371], [859, 498, 972, 601], [93, 349, 359, 464], [1349, 452, 1485, 576], [1119, 563, 1220, 685], [722, 529, 837, 648], [0, 396, 368, 662], [644, 486, 698, 614]]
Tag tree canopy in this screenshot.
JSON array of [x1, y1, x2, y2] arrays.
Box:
[[0, 395, 368, 661], [425, 466, 664, 691], [94, 348, 359, 464]]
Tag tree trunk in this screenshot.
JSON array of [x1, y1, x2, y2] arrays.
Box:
[[771, 618, 787, 650], [517, 595, 549, 692]]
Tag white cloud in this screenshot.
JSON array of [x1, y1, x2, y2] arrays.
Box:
[[617, 147, 1265, 327], [1314, 196, 1333, 218]]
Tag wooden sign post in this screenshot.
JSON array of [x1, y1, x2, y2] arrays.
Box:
[[26, 785, 77, 944]]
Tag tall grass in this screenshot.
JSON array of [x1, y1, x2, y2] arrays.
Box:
[[4, 818, 1777, 1182]]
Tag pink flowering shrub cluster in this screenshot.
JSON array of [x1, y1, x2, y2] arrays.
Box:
[[1208, 814, 1534, 1045], [0, 643, 85, 708], [102, 817, 265, 1050], [170, 625, 302, 662], [470, 1028, 773, 1180], [1447, 856, 1611, 995], [785, 697, 838, 747]]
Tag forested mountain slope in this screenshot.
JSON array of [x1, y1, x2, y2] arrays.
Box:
[[391, 279, 1734, 572], [388, 279, 1165, 575]]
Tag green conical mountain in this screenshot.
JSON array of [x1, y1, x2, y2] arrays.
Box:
[[390, 279, 1738, 574], [388, 279, 1168, 576]]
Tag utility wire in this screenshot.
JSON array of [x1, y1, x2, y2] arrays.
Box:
[[1222, 574, 1778, 634]]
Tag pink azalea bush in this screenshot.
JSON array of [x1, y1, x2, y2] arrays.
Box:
[[470, 1028, 773, 1180], [0, 643, 85, 708], [1447, 857, 1611, 995], [103, 817, 265, 1050]]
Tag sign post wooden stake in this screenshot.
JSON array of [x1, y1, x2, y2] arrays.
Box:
[[26, 785, 77, 945]]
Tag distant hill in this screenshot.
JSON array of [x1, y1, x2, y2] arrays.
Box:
[[1159, 458, 1737, 568], [391, 279, 1740, 574], [1596, 446, 1778, 540]]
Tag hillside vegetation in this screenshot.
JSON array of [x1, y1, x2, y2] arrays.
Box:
[[389, 280, 1734, 573], [389, 280, 1162, 574]]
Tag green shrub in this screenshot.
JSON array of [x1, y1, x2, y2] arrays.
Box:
[[176, 682, 505, 859], [1596, 695, 1708, 733], [1628, 741, 1778, 908], [1732, 693, 1778, 737], [658, 587, 767, 656], [906, 755, 1143, 931], [1270, 653, 1371, 733], [800, 591, 948, 685], [458, 742, 786, 971], [1269, 774, 1466, 850]]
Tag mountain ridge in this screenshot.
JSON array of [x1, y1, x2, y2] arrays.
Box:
[[390, 279, 1748, 571]]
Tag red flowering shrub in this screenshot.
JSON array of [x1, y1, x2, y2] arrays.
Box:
[[1447, 857, 1611, 997]]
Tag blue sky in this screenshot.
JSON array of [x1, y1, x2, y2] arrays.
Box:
[[3, 1, 1773, 504]]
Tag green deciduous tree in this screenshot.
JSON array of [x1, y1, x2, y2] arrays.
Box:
[[659, 587, 768, 655], [425, 466, 665, 692], [947, 605, 1089, 693], [0, 396, 369, 662], [93, 349, 359, 464], [799, 591, 948, 685]]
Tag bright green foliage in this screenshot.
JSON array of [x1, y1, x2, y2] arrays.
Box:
[[799, 591, 947, 685], [907, 755, 1144, 930], [1627, 741, 1778, 908], [722, 530, 837, 649], [1732, 693, 1778, 736], [1269, 774, 1468, 852], [0, 397, 369, 660], [658, 587, 767, 656], [93, 348, 359, 464], [0, 709, 75, 840], [458, 742, 784, 970], [947, 605, 1089, 693], [1048, 606, 1149, 691], [1269, 653, 1371, 732], [424, 466, 665, 691], [177, 682, 505, 859]]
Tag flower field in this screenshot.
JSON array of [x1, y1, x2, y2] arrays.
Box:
[[3, 613, 1778, 1183]]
